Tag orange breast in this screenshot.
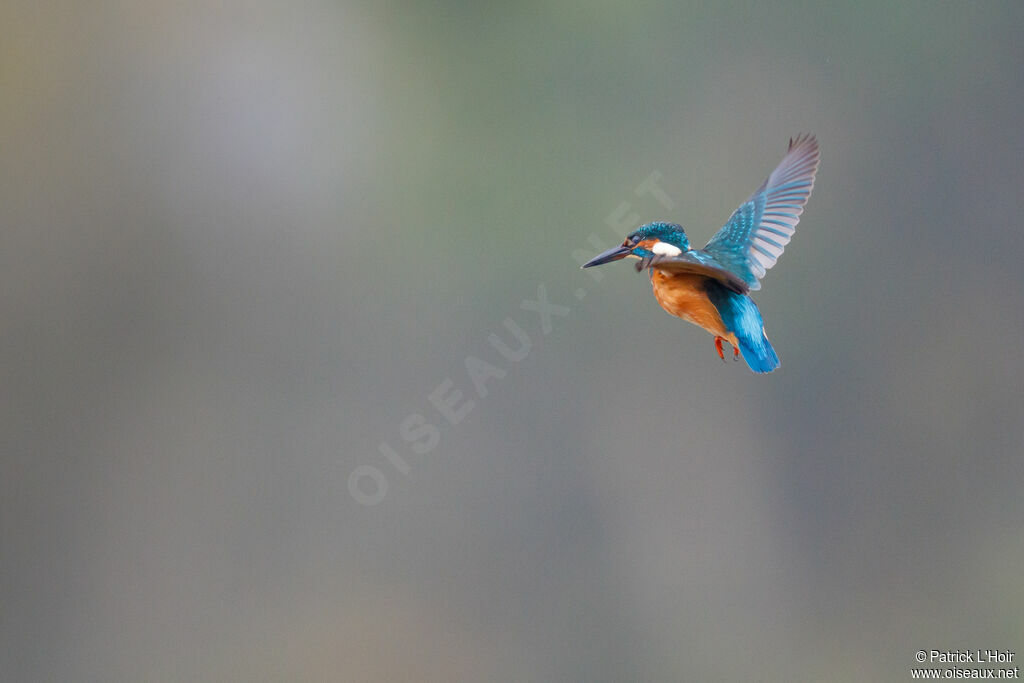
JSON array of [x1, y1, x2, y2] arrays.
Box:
[[650, 271, 736, 343]]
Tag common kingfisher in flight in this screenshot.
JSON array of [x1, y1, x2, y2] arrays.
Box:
[[582, 135, 820, 373]]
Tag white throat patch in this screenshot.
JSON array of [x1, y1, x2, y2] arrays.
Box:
[[651, 241, 682, 257]]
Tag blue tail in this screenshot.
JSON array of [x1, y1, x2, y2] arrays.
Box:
[[736, 326, 779, 373], [704, 282, 780, 373]]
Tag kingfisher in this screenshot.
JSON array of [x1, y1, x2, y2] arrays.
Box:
[[582, 135, 820, 373]]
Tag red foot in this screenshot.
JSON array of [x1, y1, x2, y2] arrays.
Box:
[[715, 337, 741, 363], [714, 336, 726, 362]]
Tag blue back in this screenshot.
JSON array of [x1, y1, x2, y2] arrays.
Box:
[[704, 281, 780, 373]]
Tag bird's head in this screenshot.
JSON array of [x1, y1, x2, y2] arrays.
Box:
[[581, 222, 691, 268]]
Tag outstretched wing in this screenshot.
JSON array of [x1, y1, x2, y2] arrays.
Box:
[[638, 251, 750, 294], [701, 134, 820, 291]]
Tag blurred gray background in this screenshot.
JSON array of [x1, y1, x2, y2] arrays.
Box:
[[3, 1, 1023, 681]]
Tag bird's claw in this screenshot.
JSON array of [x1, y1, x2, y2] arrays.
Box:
[[715, 337, 741, 363]]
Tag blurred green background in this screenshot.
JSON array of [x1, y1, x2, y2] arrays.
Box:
[[3, 1, 1023, 681]]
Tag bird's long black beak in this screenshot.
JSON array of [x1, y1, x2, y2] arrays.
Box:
[[581, 244, 631, 268]]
